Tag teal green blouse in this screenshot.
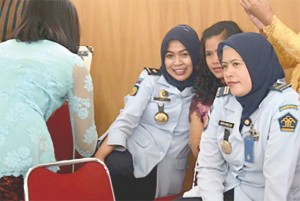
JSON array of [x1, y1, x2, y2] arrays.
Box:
[[0, 39, 98, 177]]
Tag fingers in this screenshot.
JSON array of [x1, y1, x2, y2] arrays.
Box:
[[240, 0, 251, 8]]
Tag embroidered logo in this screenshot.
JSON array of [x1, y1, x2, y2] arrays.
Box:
[[129, 85, 139, 96], [279, 104, 298, 112], [278, 113, 298, 132]]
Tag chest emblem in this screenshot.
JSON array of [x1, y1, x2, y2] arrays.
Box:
[[221, 129, 232, 154], [153, 90, 170, 102], [154, 103, 169, 124], [278, 113, 298, 132]]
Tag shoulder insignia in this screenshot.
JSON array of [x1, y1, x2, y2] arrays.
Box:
[[279, 104, 299, 112], [270, 82, 291, 92], [278, 112, 298, 132], [216, 86, 231, 97], [135, 77, 144, 85], [129, 85, 139, 96], [144, 67, 161, 76]]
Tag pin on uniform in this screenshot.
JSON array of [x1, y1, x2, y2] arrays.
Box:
[[154, 89, 170, 124], [218, 120, 234, 155], [221, 129, 232, 154]]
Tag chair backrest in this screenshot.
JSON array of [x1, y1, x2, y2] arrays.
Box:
[[47, 103, 75, 173], [24, 158, 115, 201]]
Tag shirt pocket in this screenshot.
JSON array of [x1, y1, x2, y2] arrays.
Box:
[[129, 126, 151, 148]]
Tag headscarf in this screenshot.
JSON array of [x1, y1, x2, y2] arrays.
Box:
[[160, 24, 200, 91], [217, 32, 285, 129]]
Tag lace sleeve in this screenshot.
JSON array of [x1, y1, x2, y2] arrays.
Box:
[[68, 64, 98, 157]]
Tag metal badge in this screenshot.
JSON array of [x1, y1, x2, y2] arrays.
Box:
[[221, 129, 232, 154], [154, 103, 169, 124], [153, 90, 170, 102], [221, 140, 232, 154], [243, 118, 252, 126], [159, 90, 169, 98], [249, 124, 259, 141]]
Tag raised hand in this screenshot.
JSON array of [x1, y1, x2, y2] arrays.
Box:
[[240, 0, 273, 26]]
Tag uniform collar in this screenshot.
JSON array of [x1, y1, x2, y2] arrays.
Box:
[[158, 75, 193, 96]]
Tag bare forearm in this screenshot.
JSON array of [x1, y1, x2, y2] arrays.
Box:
[[94, 137, 115, 161], [189, 113, 203, 158]]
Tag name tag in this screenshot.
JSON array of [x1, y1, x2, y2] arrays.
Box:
[[218, 120, 234, 128]]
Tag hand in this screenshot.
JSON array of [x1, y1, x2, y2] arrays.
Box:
[[245, 9, 265, 30], [94, 137, 115, 162], [240, 0, 274, 26]]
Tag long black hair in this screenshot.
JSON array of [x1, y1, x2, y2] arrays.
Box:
[[13, 0, 80, 53], [193, 21, 242, 105]]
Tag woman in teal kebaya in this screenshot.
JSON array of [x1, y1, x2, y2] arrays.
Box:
[[0, 0, 98, 200]]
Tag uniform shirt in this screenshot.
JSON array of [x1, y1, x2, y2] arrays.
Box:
[[196, 84, 300, 201], [264, 15, 300, 93], [0, 39, 98, 178], [106, 68, 193, 197]]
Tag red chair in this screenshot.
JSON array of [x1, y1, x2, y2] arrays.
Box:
[[24, 158, 115, 201], [47, 103, 75, 173]]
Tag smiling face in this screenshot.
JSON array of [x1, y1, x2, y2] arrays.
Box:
[[221, 47, 252, 97], [205, 34, 225, 80], [164, 40, 193, 81]]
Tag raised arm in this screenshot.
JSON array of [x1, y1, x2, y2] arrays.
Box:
[[240, 0, 300, 69]]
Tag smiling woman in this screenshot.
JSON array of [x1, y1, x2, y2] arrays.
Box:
[[94, 24, 200, 200], [164, 40, 193, 82]]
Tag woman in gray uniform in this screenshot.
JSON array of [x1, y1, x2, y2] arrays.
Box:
[[95, 24, 200, 200], [196, 32, 300, 201]]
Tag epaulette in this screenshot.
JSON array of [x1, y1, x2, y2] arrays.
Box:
[[144, 67, 161, 76], [269, 82, 291, 92], [216, 86, 231, 97]]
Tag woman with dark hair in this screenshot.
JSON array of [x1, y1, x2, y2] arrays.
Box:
[[195, 32, 300, 201], [95, 24, 200, 200], [189, 21, 243, 158], [0, 0, 97, 200], [175, 21, 242, 201], [13, 0, 80, 53]]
